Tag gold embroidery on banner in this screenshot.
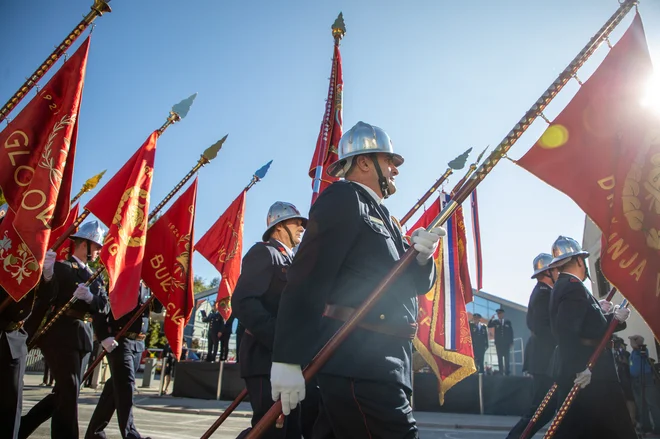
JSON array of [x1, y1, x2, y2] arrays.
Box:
[[215, 222, 239, 264], [112, 186, 150, 247]]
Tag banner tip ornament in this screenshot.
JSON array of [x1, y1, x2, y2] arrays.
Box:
[[172, 92, 197, 120], [202, 134, 228, 162], [332, 13, 346, 39], [475, 145, 489, 164], [447, 147, 473, 170], [255, 160, 273, 180]]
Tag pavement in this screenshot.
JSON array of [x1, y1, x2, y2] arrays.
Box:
[[22, 370, 532, 434]]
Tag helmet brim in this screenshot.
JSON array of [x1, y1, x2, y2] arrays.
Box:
[[327, 153, 404, 178], [262, 216, 308, 242], [549, 251, 589, 269]]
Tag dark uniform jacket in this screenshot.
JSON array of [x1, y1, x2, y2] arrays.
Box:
[[272, 181, 436, 391], [232, 238, 292, 378], [470, 321, 488, 354], [488, 317, 514, 348], [94, 284, 163, 345], [550, 273, 624, 382], [525, 282, 556, 375], [202, 310, 225, 340], [41, 257, 109, 352], [0, 288, 37, 360]]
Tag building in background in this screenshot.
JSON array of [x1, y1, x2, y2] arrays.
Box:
[[186, 288, 237, 360], [466, 290, 529, 376], [582, 216, 659, 359]]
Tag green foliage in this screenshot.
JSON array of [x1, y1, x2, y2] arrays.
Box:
[[193, 275, 210, 293], [0, 189, 5, 205], [146, 321, 168, 348], [209, 277, 220, 288]]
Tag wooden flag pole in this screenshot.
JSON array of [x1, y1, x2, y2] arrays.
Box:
[[29, 133, 226, 348], [0, 0, 111, 124], [243, 2, 638, 437]]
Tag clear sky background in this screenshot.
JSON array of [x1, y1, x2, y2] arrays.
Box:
[[1, 0, 659, 306]]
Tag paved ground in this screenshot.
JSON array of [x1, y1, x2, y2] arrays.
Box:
[[21, 371, 526, 438]]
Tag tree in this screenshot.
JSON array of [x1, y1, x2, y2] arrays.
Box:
[[146, 321, 167, 348], [209, 277, 220, 288], [193, 275, 210, 294]]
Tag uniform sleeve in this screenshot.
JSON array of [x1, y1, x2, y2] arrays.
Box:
[[528, 290, 554, 342], [231, 244, 277, 350], [408, 257, 436, 296], [272, 183, 362, 366], [487, 319, 496, 328], [89, 278, 110, 339]]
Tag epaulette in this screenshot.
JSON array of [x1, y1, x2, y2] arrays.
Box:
[[71, 262, 79, 269], [569, 277, 581, 283]]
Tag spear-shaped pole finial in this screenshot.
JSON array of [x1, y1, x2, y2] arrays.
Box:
[[156, 92, 198, 136], [246, 160, 273, 191], [332, 12, 346, 42], [70, 169, 106, 204]]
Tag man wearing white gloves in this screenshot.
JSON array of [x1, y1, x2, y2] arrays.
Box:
[[547, 236, 636, 439], [271, 121, 442, 438], [20, 221, 110, 439]]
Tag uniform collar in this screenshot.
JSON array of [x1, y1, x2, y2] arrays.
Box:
[[271, 239, 294, 258], [72, 254, 89, 270], [352, 182, 383, 205], [562, 272, 584, 283]]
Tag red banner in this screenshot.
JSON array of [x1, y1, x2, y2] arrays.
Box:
[[0, 37, 89, 300], [85, 132, 157, 318], [517, 13, 660, 335], [309, 43, 343, 205], [411, 195, 476, 404], [195, 191, 245, 320], [50, 202, 80, 261], [143, 179, 197, 360]]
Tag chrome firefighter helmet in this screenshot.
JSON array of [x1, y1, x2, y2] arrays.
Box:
[[327, 121, 404, 178], [262, 202, 307, 242], [531, 253, 553, 279], [70, 220, 106, 247], [549, 235, 589, 268]]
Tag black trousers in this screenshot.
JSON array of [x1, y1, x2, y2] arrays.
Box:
[[85, 338, 144, 439], [219, 334, 230, 361], [206, 336, 219, 362], [496, 344, 511, 375], [551, 379, 638, 439], [316, 373, 418, 439], [19, 343, 89, 439], [237, 376, 302, 439], [506, 374, 556, 438], [474, 349, 485, 373], [0, 330, 27, 439]]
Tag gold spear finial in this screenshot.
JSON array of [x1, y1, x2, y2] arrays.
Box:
[[70, 169, 107, 204], [202, 134, 228, 162], [332, 12, 346, 40]]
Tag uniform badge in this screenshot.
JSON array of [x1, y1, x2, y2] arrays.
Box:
[[368, 216, 384, 226], [72, 262, 79, 269]]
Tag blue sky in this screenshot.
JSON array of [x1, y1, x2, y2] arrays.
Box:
[[2, 0, 659, 306]]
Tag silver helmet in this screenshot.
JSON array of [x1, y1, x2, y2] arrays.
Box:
[[262, 202, 307, 242], [327, 121, 404, 178], [70, 220, 107, 247], [549, 236, 589, 268], [531, 253, 553, 279]]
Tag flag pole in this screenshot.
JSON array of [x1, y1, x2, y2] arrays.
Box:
[[29, 133, 226, 348], [310, 13, 345, 206], [48, 94, 198, 254], [519, 286, 618, 439], [0, 0, 111, 124], [244, 2, 638, 436], [70, 170, 106, 205], [399, 147, 474, 226]]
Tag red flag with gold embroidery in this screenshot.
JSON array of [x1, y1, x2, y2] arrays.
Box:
[[0, 37, 89, 300], [142, 179, 197, 360], [517, 14, 660, 336], [85, 132, 157, 318], [309, 42, 343, 205], [195, 191, 245, 320], [411, 194, 476, 404], [50, 202, 80, 261]]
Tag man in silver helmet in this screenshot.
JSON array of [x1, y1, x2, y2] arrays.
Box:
[[547, 236, 636, 438], [232, 202, 308, 438], [19, 220, 110, 439], [506, 253, 559, 438], [271, 121, 444, 438]]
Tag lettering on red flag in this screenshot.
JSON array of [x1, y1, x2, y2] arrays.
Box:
[[196, 191, 246, 320], [86, 132, 157, 318], [143, 179, 197, 360], [409, 194, 476, 404], [518, 14, 660, 336], [0, 37, 89, 300], [309, 44, 343, 204]]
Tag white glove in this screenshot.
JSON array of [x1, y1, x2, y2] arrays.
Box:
[[101, 337, 118, 353], [410, 227, 446, 266], [73, 284, 93, 304], [613, 305, 630, 322], [42, 250, 57, 281], [574, 368, 592, 388], [598, 299, 614, 314], [270, 362, 305, 415]]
